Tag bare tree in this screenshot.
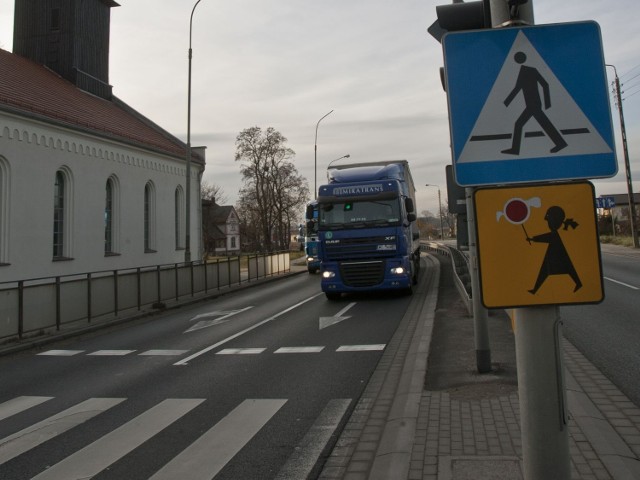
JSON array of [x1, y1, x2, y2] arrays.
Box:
[[200, 181, 229, 204], [235, 126, 309, 251]]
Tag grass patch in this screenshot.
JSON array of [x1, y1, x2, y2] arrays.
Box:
[[599, 235, 634, 247]]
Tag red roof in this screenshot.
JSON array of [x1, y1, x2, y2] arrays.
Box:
[[0, 48, 200, 162]]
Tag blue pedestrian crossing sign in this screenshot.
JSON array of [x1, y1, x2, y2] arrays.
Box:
[[443, 21, 617, 187]]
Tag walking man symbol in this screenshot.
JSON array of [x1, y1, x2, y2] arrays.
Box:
[[501, 51, 568, 155]]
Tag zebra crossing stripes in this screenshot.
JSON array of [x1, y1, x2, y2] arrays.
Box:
[[0, 396, 52, 421], [0, 397, 125, 465], [0, 396, 349, 479], [35, 345, 387, 357], [149, 399, 287, 480], [275, 398, 351, 480], [31, 398, 204, 480]]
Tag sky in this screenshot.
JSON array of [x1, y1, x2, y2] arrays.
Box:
[[1, 0, 639, 217]]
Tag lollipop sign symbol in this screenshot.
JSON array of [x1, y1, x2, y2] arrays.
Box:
[[496, 197, 541, 243]]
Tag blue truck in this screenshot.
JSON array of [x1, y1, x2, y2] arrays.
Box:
[[304, 201, 321, 273], [310, 160, 420, 300]]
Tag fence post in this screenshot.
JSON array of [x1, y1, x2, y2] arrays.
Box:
[[190, 261, 194, 296], [204, 259, 208, 293], [18, 280, 24, 339], [217, 258, 220, 291], [175, 263, 179, 302], [87, 273, 92, 323], [114, 270, 119, 316], [156, 265, 161, 304], [137, 267, 142, 310], [55, 276, 61, 331]]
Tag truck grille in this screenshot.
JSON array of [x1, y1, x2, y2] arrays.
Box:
[[340, 261, 384, 287], [325, 236, 394, 260]]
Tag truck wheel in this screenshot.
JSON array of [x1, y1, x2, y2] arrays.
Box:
[[325, 292, 341, 301]]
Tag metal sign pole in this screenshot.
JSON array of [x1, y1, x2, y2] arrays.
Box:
[[488, 1, 570, 478]]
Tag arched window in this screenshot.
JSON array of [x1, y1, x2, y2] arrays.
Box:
[[53, 171, 65, 258], [0, 157, 9, 265], [175, 186, 184, 250], [144, 181, 156, 252], [104, 176, 120, 255]]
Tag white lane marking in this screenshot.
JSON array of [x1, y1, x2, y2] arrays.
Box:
[[139, 350, 189, 356], [174, 293, 323, 366], [319, 302, 357, 330], [149, 399, 287, 480], [37, 350, 83, 356], [88, 350, 136, 356], [217, 348, 266, 355], [31, 398, 204, 480], [185, 306, 254, 333], [0, 396, 53, 422], [337, 344, 386, 352], [274, 346, 325, 354], [604, 276, 639, 290], [274, 399, 351, 480], [0, 398, 125, 465]]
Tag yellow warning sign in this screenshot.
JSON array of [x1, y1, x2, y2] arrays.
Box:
[[475, 182, 603, 308]]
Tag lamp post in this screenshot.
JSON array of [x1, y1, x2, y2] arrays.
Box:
[[425, 184, 444, 240], [185, 0, 204, 263], [327, 154, 350, 170], [314, 110, 334, 199], [606, 64, 639, 248]]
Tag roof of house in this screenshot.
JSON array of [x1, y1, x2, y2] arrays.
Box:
[[203, 201, 237, 224], [0, 48, 202, 163]]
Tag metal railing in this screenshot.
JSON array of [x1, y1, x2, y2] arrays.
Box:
[[0, 252, 290, 344], [421, 241, 472, 315]]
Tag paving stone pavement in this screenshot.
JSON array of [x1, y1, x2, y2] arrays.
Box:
[[319, 246, 640, 480]]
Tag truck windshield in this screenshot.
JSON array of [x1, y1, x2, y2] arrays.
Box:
[[319, 199, 401, 228]]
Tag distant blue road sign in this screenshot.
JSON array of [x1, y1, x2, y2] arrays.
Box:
[[443, 21, 617, 186], [596, 196, 615, 209]]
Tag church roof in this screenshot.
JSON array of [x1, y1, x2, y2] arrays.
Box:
[[0, 48, 202, 163]]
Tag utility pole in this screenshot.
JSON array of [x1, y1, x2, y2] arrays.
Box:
[[607, 64, 639, 248], [489, 2, 571, 479]]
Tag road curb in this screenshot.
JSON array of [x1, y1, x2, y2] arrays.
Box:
[[367, 254, 440, 479]]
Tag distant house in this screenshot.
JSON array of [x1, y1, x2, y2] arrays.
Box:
[[0, 0, 205, 282], [202, 200, 241, 256]]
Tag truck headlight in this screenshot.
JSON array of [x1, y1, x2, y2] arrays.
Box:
[[390, 266, 405, 275], [322, 271, 336, 279]]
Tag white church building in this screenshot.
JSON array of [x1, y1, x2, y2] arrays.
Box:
[[0, 0, 205, 283]]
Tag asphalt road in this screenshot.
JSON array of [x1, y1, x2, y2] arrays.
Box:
[[561, 245, 640, 407], [0, 268, 417, 479]]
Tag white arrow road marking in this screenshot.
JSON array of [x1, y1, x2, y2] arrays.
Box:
[[185, 306, 253, 333], [319, 303, 357, 330], [175, 293, 323, 366]]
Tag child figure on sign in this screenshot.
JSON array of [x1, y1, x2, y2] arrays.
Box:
[[527, 205, 582, 294]]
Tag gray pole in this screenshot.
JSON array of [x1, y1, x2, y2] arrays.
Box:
[[465, 187, 491, 373], [607, 64, 639, 247], [314, 110, 333, 199], [185, 0, 203, 263], [488, 1, 570, 478], [438, 188, 445, 239]]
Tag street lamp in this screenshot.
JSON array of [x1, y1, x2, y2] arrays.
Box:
[[425, 184, 445, 240], [314, 110, 334, 199], [185, 0, 204, 263], [327, 154, 350, 170], [606, 64, 639, 248]]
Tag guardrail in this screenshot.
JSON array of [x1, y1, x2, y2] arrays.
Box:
[[421, 241, 473, 315], [0, 252, 291, 344]]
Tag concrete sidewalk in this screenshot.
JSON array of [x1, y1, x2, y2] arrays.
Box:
[[319, 246, 640, 480]]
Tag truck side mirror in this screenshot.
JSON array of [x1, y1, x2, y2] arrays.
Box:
[[307, 220, 315, 230], [306, 204, 315, 220], [405, 198, 415, 213], [407, 212, 416, 222]]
